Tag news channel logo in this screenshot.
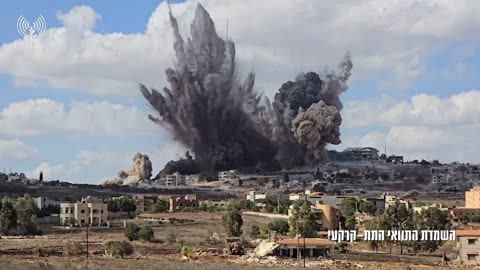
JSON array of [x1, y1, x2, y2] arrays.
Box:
[[17, 15, 46, 39]]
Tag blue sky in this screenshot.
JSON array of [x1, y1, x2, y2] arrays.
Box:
[[1, 0, 480, 183]]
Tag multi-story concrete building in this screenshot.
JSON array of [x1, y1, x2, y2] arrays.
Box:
[[169, 194, 198, 212], [218, 170, 238, 181], [382, 193, 411, 209], [466, 187, 480, 208], [246, 190, 267, 202], [165, 172, 186, 186], [456, 230, 480, 265], [314, 203, 341, 230], [35, 197, 60, 210], [343, 147, 380, 160], [132, 195, 156, 213], [60, 197, 108, 226]]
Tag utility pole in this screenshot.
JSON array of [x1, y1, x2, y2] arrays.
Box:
[[86, 223, 89, 262], [303, 231, 306, 268], [277, 195, 280, 214]]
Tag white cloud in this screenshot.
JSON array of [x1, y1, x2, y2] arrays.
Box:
[[1, 0, 480, 96], [0, 139, 38, 161], [0, 98, 156, 137], [338, 90, 480, 163]]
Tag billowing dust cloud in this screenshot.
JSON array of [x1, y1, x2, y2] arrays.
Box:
[[141, 4, 352, 172]]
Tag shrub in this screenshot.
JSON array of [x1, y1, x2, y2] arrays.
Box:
[[168, 217, 176, 224], [167, 230, 178, 243], [181, 245, 193, 258], [64, 241, 84, 256], [250, 224, 260, 239], [124, 223, 140, 241], [266, 219, 289, 235], [334, 242, 348, 253], [106, 241, 134, 258], [138, 226, 154, 242], [182, 207, 194, 212], [24, 223, 42, 236]]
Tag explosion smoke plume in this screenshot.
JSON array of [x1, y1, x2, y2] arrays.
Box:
[[141, 4, 352, 172]]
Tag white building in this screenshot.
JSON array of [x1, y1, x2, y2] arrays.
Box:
[[246, 190, 267, 202], [35, 197, 60, 210], [165, 172, 186, 186]]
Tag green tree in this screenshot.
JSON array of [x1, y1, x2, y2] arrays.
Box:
[[138, 226, 154, 242], [378, 201, 415, 254], [366, 218, 381, 253], [345, 215, 357, 230], [124, 223, 140, 241], [15, 194, 38, 234], [414, 208, 451, 254], [107, 200, 120, 212], [222, 208, 243, 237], [340, 197, 358, 218], [0, 198, 17, 235], [153, 199, 169, 213], [118, 197, 137, 212], [266, 219, 290, 235], [250, 224, 260, 239], [358, 201, 376, 215], [264, 204, 275, 213], [227, 199, 256, 212], [288, 200, 319, 238]]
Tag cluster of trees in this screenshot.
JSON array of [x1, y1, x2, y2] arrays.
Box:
[[107, 197, 137, 213], [124, 223, 154, 242], [262, 219, 289, 235], [222, 207, 243, 237], [223, 200, 320, 240], [0, 194, 42, 236], [256, 198, 292, 214], [459, 214, 480, 224], [367, 201, 450, 254], [288, 200, 320, 237], [226, 198, 292, 215], [152, 199, 169, 213], [340, 197, 376, 229]]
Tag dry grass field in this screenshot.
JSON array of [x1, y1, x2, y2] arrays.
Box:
[[0, 212, 476, 270]]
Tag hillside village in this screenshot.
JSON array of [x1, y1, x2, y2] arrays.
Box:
[[2, 147, 480, 269]]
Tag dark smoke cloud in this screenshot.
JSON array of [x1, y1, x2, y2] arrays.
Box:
[[141, 4, 352, 172]]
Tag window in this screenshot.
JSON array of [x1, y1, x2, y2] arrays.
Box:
[[81, 210, 85, 213], [192, 204, 196, 207], [468, 239, 477, 245], [180, 204, 183, 207], [467, 254, 478, 260], [81, 219, 85, 224], [101, 210, 103, 213], [64, 208, 69, 214]]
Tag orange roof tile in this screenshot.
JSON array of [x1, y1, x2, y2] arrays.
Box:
[[456, 230, 480, 237], [278, 238, 332, 246]]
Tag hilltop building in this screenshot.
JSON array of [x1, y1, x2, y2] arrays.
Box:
[[165, 172, 186, 186]]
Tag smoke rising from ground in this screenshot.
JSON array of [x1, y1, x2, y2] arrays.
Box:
[[141, 4, 352, 172]]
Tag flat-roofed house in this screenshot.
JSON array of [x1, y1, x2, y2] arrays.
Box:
[[275, 238, 332, 258], [456, 230, 480, 265]]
